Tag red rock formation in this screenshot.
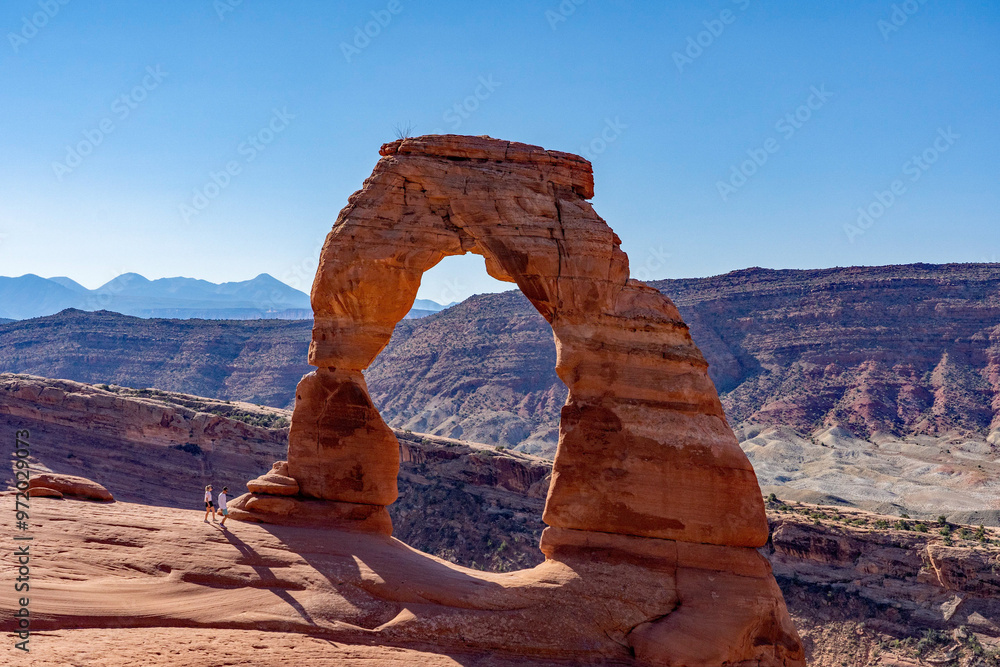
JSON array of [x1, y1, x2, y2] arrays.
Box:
[[28, 472, 113, 501], [234, 135, 803, 665]]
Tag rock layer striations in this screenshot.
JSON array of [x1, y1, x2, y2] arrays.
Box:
[[233, 135, 803, 665]]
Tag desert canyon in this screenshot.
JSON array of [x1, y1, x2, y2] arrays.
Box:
[[2, 136, 999, 666]]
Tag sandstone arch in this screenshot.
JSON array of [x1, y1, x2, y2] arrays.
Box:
[[231, 135, 803, 666]]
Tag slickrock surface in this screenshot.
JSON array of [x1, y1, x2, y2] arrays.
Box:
[[11, 628, 572, 667], [0, 499, 779, 665], [238, 135, 802, 665], [1, 496, 996, 667]]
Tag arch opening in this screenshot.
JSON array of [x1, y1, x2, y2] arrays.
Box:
[[365, 253, 564, 456]]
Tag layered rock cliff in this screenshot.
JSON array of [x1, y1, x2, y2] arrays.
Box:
[[655, 263, 1000, 440]]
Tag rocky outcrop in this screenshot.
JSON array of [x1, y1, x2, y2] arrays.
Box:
[[28, 472, 113, 501], [764, 501, 1000, 667], [246, 460, 299, 496], [27, 486, 63, 498], [0, 373, 290, 453], [236, 135, 802, 666], [0, 373, 292, 508]]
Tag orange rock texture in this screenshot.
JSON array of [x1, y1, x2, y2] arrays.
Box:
[[235, 134, 804, 665]]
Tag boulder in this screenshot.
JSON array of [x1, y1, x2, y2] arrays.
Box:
[[28, 473, 113, 501]]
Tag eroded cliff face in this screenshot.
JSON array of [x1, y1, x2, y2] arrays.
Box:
[[764, 502, 1000, 667], [0, 372, 551, 569], [654, 264, 1000, 439]]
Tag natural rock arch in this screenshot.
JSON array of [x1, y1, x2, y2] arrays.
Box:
[[231, 135, 803, 666]]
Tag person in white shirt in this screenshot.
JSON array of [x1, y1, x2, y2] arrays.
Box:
[[204, 485, 216, 522], [218, 486, 229, 527]]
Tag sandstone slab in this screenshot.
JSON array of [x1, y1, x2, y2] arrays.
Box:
[[29, 472, 113, 501]]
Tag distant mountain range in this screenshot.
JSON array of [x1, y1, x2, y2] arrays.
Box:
[[0, 273, 452, 320]]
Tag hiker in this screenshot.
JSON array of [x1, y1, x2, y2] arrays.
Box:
[[204, 484, 216, 522], [218, 486, 229, 527]]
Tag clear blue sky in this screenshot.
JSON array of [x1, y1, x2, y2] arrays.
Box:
[[1, 0, 997, 302]]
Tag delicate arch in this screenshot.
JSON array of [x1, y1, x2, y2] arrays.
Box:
[[228, 135, 803, 666], [277, 135, 765, 548]]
